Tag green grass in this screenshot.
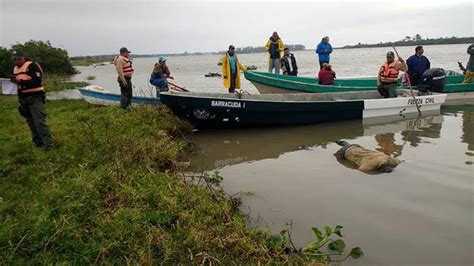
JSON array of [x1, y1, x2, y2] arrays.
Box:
[[0, 96, 304, 264]]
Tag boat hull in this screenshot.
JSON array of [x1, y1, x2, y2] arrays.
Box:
[[160, 90, 446, 128], [79, 87, 159, 106], [245, 71, 474, 105]]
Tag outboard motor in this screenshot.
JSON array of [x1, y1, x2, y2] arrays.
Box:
[[419, 68, 446, 93]]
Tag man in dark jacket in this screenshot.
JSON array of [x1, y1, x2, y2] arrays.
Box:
[[406, 46, 430, 85], [11, 51, 55, 149], [281, 48, 298, 76]]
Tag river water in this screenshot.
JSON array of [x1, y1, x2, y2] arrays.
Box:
[[71, 44, 470, 95], [72, 44, 473, 265]]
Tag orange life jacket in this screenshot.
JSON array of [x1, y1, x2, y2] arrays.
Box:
[[115, 55, 134, 77], [379, 62, 399, 83], [13, 61, 44, 94]]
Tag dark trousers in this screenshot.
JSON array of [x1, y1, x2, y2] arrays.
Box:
[[118, 76, 132, 109], [319, 60, 329, 70], [377, 82, 398, 98], [19, 96, 54, 147], [229, 72, 237, 93], [409, 74, 423, 86]]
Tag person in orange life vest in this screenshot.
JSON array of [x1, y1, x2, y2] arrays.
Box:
[[318, 63, 336, 85], [222, 45, 246, 93], [377, 51, 407, 98], [114, 47, 134, 109], [10, 50, 55, 149]]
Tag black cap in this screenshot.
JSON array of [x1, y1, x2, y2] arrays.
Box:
[[228, 45, 235, 50], [119, 47, 131, 53], [12, 50, 24, 58], [386, 51, 395, 57]]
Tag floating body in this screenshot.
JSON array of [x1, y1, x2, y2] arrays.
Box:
[[334, 140, 401, 173]]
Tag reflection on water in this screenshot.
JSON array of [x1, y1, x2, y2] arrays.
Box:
[[375, 133, 403, 157], [187, 106, 473, 265]]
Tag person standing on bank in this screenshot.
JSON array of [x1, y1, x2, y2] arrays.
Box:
[[377, 51, 407, 98], [114, 47, 134, 109], [222, 45, 246, 93], [11, 51, 55, 149], [406, 46, 431, 86], [463, 43, 474, 84], [265, 31, 285, 74], [316, 36, 333, 70], [281, 48, 298, 76]]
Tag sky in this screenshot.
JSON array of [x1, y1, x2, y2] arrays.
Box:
[[1, 0, 473, 56]]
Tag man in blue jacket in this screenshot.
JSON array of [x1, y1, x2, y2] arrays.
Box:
[[316, 36, 333, 70], [406, 46, 430, 86]]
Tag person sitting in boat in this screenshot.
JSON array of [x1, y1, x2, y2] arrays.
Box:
[[377, 51, 407, 98], [318, 63, 336, 85], [406, 46, 430, 86], [222, 45, 246, 93], [281, 48, 298, 76], [150, 56, 173, 95]]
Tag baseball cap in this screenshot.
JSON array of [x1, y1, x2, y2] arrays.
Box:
[[12, 50, 24, 58], [119, 47, 131, 53], [159, 56, 167, 62], [386, 51, 395, 57]]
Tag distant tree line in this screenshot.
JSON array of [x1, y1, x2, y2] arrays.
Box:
[[340, 35, 474, 49], [218, 44, 306, 54], [0, 40, 76, 77]]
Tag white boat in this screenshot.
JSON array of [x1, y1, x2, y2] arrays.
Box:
[[78, 85, 159, 106]]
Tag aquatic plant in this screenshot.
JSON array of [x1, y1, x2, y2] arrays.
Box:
[[301, 225, 364, 262]]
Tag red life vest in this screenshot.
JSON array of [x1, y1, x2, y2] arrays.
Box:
[[115, 55, 134, 76], [380, 62, 399, 83], [13, 61, 44, 94]]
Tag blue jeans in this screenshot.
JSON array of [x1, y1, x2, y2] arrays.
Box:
[[268, 58, 280, 74]]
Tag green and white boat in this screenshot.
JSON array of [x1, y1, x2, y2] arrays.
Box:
[[244, 71, 474, 105]]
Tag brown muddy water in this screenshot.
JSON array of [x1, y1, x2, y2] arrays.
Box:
[[185, 106, 474, 265]]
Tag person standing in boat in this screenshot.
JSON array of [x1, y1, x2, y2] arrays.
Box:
[[281, 48, 298, 76], [150, 56, 173, 96], [463, 43, 474, 84], [265, 31, 285, 74], [222, 45, 246, 93], [114, 47, 134, 109], [318, 63, 336, 85], [315, 36, 333, 70], [406, 46, 430, 86], [377, 51, 407, 98], [10, 50, 55, 149]]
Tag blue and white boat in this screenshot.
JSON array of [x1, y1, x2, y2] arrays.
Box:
[[78, 85, 159, 106]]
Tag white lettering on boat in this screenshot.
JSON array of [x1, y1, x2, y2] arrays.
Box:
[[211, 100, 243, 108], [408, 97, 435, 105]]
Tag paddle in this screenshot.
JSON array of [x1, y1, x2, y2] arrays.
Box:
[[392, 47, 421, 116], [167, 79, 189, 92], [457, 61, 467, 74]]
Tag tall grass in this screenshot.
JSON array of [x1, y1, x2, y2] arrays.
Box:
[[0, 96, 302, 264]]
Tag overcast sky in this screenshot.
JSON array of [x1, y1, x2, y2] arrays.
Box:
[[1, 0, 472, 56]]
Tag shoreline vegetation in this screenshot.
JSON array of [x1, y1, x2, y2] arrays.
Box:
[[0, 96, 362, 264], [338, 35, 473, 49], [1, 40, 364, 263]]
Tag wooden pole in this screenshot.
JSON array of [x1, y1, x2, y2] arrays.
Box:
[[167, 79, 189, 92], [392, 47, 421, 116]]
